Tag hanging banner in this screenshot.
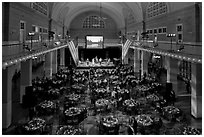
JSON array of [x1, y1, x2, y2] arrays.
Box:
[[68, 41, 79, 65]]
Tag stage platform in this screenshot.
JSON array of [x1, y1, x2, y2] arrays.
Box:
[[77, 61, 115, 69]]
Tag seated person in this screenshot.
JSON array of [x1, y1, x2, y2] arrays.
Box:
[[99, 58, 102, 65], [95, 56, 99, 63], [92, 58, 95, 64]]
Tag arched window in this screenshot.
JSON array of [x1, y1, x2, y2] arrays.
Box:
[[83, 16, 105, 29], [147, 2, 167, 19]]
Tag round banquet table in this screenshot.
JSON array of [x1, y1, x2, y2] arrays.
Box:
[[37, 100, 55, 115], [64, 107, 84, 125], [99, 115, 120, 135], [134, 114, 154, 134], [23, 118, 46, 135], [95, 99, 109, 113]]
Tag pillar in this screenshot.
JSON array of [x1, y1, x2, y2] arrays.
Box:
[[141, 51, 149, 76], [106, 50, 109, 59], [60, 48, 65, 66], [20, 59, 32, 103], [44, 52, 52, 77], [191, 63, 202, 118], [2, 67, 12, 128], [166, 57, 178, 94], [81, 50, 84, 61], [134, 49, 140, 75], [3, 2, 10, 41], [52, 50, 57, 74]]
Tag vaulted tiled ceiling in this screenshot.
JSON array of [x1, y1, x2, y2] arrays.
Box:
[[49, 2, 195, 29], [50, 2, 144, 29]]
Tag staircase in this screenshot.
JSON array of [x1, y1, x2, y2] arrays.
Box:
[[67, 41, 79, 65]]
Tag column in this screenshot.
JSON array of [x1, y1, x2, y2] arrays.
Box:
[[60, 48, 65, 66], [141, 51, 149, 76], [106, 50, 109, 59], [166, 57, 178, 94], [2, 67, 12, 128], [44, 52, 52, 77], [81, 50, 84, 61], [191, 63, 202, 118], [134, 49, 140, 75], [3, 3, 10, 41], [52, 50, 57, 74], [20, 59, 32, 103]]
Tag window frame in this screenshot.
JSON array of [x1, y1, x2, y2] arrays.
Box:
[[154, 28, 158, 34]]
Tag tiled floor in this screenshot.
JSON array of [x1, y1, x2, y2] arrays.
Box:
[[2, 65, 202, 135]]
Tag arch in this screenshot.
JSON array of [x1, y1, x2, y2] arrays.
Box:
[[65, 5, 124, 29], [11, 70, 21, 123], [50, 2, 144, 29]]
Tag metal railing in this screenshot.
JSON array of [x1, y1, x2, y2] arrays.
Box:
[[130, 40, 202, 64], [131, 40, 202, 57], [2, 39, 67, 64]]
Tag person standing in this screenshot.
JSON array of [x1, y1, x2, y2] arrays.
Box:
[[99, 58, 102, 65], [28, 107, 35, 120]]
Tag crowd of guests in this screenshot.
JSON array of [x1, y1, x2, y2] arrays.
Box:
[[16, 61, 200, 135]]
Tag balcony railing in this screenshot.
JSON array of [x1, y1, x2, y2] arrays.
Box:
[[130, 40, 202, 64], [2, 39, 67, 65], [132, 40, 202, 56]]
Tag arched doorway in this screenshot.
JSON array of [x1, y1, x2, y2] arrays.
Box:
[[11, 70, 21, 124]]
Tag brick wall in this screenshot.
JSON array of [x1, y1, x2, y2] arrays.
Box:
[[146, 4, 197, 42], [3, 2, 65, 42], [5, 3, 49, 41]]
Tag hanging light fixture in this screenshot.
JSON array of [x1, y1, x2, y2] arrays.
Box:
[[98, 2, 107, 21], [93, 2, 107, 27]]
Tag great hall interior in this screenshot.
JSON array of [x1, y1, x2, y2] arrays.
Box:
[[2, 2, 202, 135]]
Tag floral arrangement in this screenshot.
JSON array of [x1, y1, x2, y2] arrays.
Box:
[[66, 94, 81, 101], [64, 107, 82, 117], [95, 88, 106, 93], [146, 94, 160, 102], [39, 100, 54, 109], [95, 99, 109, 107], [123, 99, 137, 107], [56, 125, 82, 135], [135, 114, 153, 127], [102, 115, 119, 127], [182, 126, 201, 135], [24, 118, 45, 131], [163, 106, 180, 115]]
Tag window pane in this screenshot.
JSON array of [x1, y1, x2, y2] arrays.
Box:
[[147, 2, 167, 18], [83, 16, 105, 29], [32, 2, 47, 16]]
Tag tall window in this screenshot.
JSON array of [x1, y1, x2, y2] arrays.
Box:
[[83, 16, 105, 29], [31, 2, 48, 16], [176, 24, 183, 43], [147, 2, 167, 19]]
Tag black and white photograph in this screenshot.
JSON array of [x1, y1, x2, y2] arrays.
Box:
[[1, 1, 202, 135]]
